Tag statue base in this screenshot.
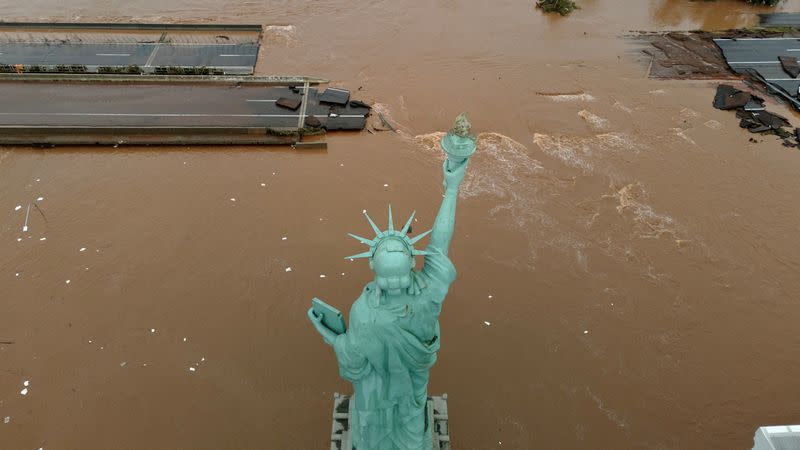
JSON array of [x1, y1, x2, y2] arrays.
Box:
[[329, 393, 451, 450]]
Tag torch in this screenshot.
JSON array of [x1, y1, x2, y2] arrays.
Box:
[[440, 113, 477, 172]]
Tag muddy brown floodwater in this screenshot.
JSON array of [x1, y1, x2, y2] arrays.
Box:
[[3, 0, 800, 449]]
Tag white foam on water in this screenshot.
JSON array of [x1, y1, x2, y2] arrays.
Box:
[[533, 133, 594, 173], [413, 131, 552, 269], [542, 93, 596, 102], [264, 25, 297, 45], [612, 183, 680, 240], [533, 132, 639, 174], [578, 110, 609, 130], [672, 128, 696, 146], [612, 100, 633, 114]]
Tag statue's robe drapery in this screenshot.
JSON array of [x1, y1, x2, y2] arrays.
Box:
[[333, 246, 456, 450]]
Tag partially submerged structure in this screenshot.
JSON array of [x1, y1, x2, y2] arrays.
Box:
[[0, 22, 369, 147]]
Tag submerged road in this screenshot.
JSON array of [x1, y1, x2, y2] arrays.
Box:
[[0, 42, 259, 74], [0, 82, 367, 130], [715, 38, 800, 94]]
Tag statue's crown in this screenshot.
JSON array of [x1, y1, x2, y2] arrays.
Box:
[[345, 206, 433, 260]]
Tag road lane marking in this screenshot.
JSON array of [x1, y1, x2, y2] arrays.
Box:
[[96, 53, 131, 56], [245, 99, 278, 102], [728, 61, 781, 64], [219, 54, 253, 57]]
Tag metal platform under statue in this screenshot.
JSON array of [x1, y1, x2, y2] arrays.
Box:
[[330, 393, 451, 450]]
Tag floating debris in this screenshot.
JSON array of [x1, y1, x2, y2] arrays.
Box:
[[23, 380, 29, 387], [36, 197, 44, 202], [484, 321, 491, 326], [150, 328, 156, 333], [65, 279, 70, 284], [713, 84, 758, 110], [713, 84, 800, 147], [183, 337, 187, 342], [488, 295, 493, 299], [383, 184, 389, 187], [80, 247, 86, 252], [260, 183, 266, 187], [285, 267, 292, 272], [188, 367, 196, 372], [230, 198, 236, 202], [120, 361, 127, 367], [780, 56, 800, 78], [39, 237, 46, 241], [20, 387, 28, 395], [22, 203, 30, 232], [281, 236, 287, 240], [320, 274, 326, 278], [584, 330, 589, 334], [14, 205, 21, 211], [3, 416, 9, 424]]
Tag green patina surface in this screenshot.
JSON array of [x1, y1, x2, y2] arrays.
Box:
[[309, 115, 477, 449]]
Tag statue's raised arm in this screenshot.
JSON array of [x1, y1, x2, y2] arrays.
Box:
[[428, 113, 476, 257]]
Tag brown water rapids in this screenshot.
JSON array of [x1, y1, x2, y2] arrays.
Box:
[[3, 0, 800, 449]]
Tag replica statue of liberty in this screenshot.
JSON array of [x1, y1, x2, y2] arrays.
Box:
[[308, 114, 476, 450]]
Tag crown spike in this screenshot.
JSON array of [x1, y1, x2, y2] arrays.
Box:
[[387, 205, 394, 232], [400, 210, 416, 235], [408, 228, 432, 245], [344, 251, 373, 260], [347, 233, 375, 246], [363, 211, 383, 237]]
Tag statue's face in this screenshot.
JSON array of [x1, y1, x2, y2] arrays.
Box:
[[369, 238, 414, 293]]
